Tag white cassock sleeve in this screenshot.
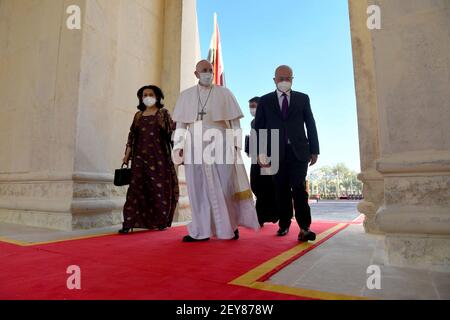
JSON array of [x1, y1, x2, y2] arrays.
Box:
[[173, 122, 187, 151], [228, 118, 243, 150], [172, 122, 188, 165]]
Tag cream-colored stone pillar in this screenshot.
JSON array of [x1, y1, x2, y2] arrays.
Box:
[[348, 0, 384, 234], [0, 0, 86, 230], [161, 0, 200, 223], [0, 0, 198, 230], [369, 0, 450, 272], [176, 0, 201, 222], [73, 0, 168, 229]]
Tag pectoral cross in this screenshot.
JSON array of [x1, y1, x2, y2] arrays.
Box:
[[197, 85, 213, 121], [197, 109, 207, 121]]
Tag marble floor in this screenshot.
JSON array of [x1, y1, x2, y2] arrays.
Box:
[[268, 224, 450, 300], [0, 221, 188, 245]]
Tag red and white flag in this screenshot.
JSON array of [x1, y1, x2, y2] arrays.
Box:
[[207, 13, 225, 86]]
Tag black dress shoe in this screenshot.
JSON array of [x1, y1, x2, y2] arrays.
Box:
[[277, 227, 290, 236], [233, 229, 239, 240], [182, 235, 210, 242], [298, 229, 316, 242]]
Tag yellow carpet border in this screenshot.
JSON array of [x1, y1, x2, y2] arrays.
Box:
[[229, 223, 369, 300], [0, 230, 149, 247]]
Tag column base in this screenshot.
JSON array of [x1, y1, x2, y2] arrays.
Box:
[[375, 153, 450, 272], [385, 234, 450, 273], [0, 172, 127, 231], [0, 209, 72, 231], [0, 209, 123, 231]]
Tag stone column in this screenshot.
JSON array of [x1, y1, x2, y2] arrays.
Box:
[[161, 0, 200, 223], [0, 0, 198, 230], [348, 0, 384, 234], [0, 0, 86, 230], [369, 0, 450, 272], [73, 0, 169, 229]]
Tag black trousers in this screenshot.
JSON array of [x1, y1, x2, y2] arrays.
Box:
[[250, 164, 279, 224], [272, 144, 311, 230]]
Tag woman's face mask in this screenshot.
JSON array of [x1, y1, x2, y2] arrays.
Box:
[[250, 108, 257, 117], [143, 96, 157, 107]]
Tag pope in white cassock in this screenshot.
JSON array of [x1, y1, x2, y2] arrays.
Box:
[[172, 60, 260, 242]]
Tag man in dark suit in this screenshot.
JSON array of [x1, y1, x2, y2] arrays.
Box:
[[254, 65, 319, 241], [245, 97, 279, 227]]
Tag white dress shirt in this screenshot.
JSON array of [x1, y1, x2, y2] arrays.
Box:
[[277, 89, 291, 144], [277, 89, 291, 111]]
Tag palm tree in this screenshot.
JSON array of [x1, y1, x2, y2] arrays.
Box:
[[308, 163, 362, 199]]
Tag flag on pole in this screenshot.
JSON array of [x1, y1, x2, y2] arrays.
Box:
[[207, 13, 225, 86]]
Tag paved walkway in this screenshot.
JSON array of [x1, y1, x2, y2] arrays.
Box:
[[310, 200, 361, 222], [0, 221, 187, 245], [269, 223, 450, 299]]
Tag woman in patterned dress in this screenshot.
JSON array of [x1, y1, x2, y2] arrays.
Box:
[[119, 85, 179, 234]]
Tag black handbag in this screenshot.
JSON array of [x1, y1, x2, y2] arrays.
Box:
[[114, 163, 132, 186]]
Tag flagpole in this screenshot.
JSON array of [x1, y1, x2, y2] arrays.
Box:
[[213, 13, 218, 85], [208, 12, 225, 87]]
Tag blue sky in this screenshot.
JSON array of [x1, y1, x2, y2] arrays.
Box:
[[196, 0, 361, 172]]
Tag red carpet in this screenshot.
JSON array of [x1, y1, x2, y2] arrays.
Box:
[[0, 221, 345, 300]]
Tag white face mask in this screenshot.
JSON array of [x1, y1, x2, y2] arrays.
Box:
[[199, 73, 213, 86], [143, 96, 156, 107], [250, 108, 257, 117], [277, 81, 292, 93]]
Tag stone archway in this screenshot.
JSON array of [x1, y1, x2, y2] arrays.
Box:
[[0, 0, 448, 272]]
